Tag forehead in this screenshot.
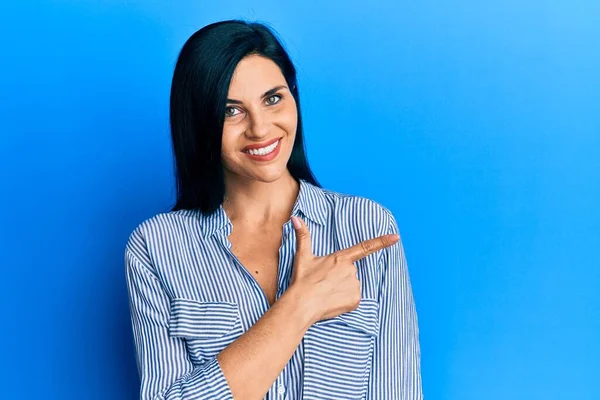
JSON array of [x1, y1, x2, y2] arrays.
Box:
[[228, 55, 287, 97]]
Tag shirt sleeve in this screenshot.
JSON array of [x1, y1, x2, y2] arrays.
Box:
[[124, 229, 233, 400], [367, 211, 424, 399]]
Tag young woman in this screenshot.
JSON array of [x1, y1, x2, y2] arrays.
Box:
[[125, 20, 422, 400]]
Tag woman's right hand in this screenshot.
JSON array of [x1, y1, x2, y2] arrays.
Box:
[[288, 216, 399, 323]]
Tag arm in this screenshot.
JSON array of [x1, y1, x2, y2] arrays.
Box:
[[367, 212, 423, 399], [125, 229, 315, 400]]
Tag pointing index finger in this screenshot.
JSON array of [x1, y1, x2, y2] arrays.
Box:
[[337, 234, 400, 263]]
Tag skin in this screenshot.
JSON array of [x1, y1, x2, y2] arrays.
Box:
[[215, 54, 399, 399]]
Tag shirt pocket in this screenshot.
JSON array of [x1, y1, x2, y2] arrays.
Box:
[[303, 298, 380, 400], [168, 298, 244, 364]]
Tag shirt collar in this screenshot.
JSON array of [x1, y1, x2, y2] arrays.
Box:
[[199, 178, 328, 238], [291, 178, 328, 226]]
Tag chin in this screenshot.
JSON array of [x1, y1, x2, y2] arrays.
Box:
[[249, 166, 288, 183]]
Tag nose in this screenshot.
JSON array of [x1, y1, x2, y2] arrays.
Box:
[[246, 110, 270, 139]]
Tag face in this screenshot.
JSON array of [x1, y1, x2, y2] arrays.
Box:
[[221, 54, 298, 184]]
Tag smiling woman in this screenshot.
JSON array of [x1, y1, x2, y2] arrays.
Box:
[[124, 19, 423, 400]]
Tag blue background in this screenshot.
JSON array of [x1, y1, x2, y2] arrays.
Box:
[[1, 1, 598, 399]]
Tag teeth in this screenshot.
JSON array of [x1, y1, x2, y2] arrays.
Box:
[[246, 140, 279, 156]]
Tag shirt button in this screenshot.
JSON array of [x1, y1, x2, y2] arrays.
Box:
[[277, 384, 286, 395]]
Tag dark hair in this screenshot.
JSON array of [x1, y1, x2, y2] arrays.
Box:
[[169, 19, 320, 214]]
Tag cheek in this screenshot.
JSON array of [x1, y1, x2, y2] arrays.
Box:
[[220, 127, 242, 169], [221, 124, 242, 153], [220, 145, 241, 174], [279, 103, 298, 136]]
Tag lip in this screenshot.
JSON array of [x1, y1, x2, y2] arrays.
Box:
[[242, 137, 282, 162], [242, 137, 282, 151]]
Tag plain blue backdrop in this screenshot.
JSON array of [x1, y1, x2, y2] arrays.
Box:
[[1, 1, 598, 399]]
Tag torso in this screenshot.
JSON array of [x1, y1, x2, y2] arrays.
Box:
[[127, 178, 405, 399], [228, 222, 284, 307]]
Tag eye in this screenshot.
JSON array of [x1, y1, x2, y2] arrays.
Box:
[[266, 94, 282, 105], [225, 106, 241, 117]]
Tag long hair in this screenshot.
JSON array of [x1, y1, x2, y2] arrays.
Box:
[[169, 19, 319, 213]]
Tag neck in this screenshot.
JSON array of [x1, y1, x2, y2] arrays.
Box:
[[222, 171, 300, 228]]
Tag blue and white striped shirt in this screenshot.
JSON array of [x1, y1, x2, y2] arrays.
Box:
[[125, 179, 423, 399]]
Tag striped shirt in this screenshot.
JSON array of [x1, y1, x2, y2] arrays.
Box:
[[125, 178, 423, 399]]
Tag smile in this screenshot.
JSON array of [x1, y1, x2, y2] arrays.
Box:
[[243, 139, 279, 155], [241, 137, 283, 162]]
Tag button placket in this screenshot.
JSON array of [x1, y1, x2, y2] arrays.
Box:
[[276, 220, 295, 301], [277, 383, 286, 397], [274, 365, 290, 399]]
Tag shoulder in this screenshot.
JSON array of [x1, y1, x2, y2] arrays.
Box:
[[124, 209, 201, 264], [318, 185, 399, 238]]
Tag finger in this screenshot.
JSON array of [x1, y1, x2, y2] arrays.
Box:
[[337, 234, 399, 263], [292, 216, 313, 256]]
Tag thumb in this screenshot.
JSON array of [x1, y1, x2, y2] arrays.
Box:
[[291, 216, 312, 256]]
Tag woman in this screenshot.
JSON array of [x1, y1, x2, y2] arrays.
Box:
[[125, 20, 422, 400]]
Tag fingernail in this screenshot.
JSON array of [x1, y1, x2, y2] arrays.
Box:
[[291, 216, 301, 229], [390, 234, 400, 241]]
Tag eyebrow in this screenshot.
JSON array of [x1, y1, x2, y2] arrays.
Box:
[[226, 85, 288, 104]]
